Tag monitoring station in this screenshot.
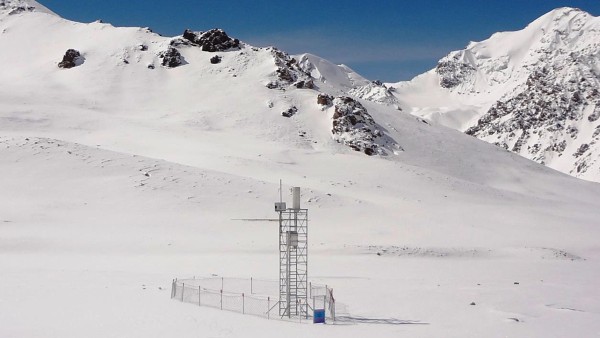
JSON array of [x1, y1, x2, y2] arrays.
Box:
[[275, 186, 309, 318]]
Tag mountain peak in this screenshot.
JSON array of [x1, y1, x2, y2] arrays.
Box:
[[0, 0, 56, 16], [543, 6, 587, 18], [395, 6, 600, 182], [531, 7, 594, 30]]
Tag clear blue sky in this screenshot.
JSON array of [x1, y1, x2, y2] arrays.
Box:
[[41, 0, 600, 82]]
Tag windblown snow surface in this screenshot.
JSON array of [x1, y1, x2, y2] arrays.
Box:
[[1, 2, 600, 338]]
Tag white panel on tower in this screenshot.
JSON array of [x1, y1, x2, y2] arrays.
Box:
[[292, 187, 301, 209]]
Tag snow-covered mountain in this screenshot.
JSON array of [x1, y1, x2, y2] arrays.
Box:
[[2, 2, 600, 338], [0, 0, 403, 156], [393, 7, 600, 182], [0, 0, 54, 15]]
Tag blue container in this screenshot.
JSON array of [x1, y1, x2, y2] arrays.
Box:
[[313, 309, 326, 324]]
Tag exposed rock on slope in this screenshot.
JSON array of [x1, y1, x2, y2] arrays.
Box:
[[317, 93, 334, 106], [330, 96, 400, 155], [58, 49, 83, 68], [281, 106, 297, 118], [394, 7, 600, 181], [0, 0, 55, 15], [435, 59, 476, 89], [181, 29, 240, 52], [158, 47, 184, 68], [266, 48, 313, 90], [466, 64, 600, 176]]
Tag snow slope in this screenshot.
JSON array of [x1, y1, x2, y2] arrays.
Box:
[[1, 3, 600, 338], [393, 7, 600, 182], [0, 0, 55, 15]]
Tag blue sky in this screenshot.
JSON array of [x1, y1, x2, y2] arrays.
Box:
[[41, 0, 600, 82]]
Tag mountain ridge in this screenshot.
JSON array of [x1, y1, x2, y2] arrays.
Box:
[[0, 2, 598, 183], [393, 6, 600, 182], [2, 3, 600, 338], [0, 0, 55, 15]]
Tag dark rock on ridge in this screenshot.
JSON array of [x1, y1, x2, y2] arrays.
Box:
[[182, 29, 240, 52]]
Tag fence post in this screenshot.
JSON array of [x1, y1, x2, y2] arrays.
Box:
[[221, 277, 224, 290], [332, 298, 336, 322], [267, 297, 270, 320], [220, 289, 223, 310], [171, 279, 174, 299], [181, 283, 185, 302], [199, 286, 201, 306], [328, 288, 335, 321], [323, 285, 327, 317], [242, 293, 245, 314]]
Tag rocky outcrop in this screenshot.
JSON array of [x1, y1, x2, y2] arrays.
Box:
[[330, 96, 399, 155], [158, 47, 184, 68], [181, 29, 240, 52], [317, 93, 333, 107], [1, 0, 56, 15], [0, 0, 33, 15], [294, 79, 314, 89], [8, 5, 33, 14], [403, 8, 600, 180], [466, 61, 600, 175], [58, 49, 83, 69], [266, 48, 313, 90], [435, 58, 476, 89], [281, 106, 297, 118]]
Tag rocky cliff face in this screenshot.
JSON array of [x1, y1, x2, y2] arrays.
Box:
[[396, 7, 600, 181], [435, 59, 476, 89], [466, 61, 600, 176]]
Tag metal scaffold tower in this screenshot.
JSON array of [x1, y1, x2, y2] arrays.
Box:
[[275, 186, 308, 318]]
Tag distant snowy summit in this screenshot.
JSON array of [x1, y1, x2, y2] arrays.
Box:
[[394, 7, 600, 182]]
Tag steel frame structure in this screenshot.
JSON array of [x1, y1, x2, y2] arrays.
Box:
[[278, 208, 308, 318]]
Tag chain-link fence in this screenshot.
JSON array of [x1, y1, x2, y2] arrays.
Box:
[[171, 277, 337, 322]]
